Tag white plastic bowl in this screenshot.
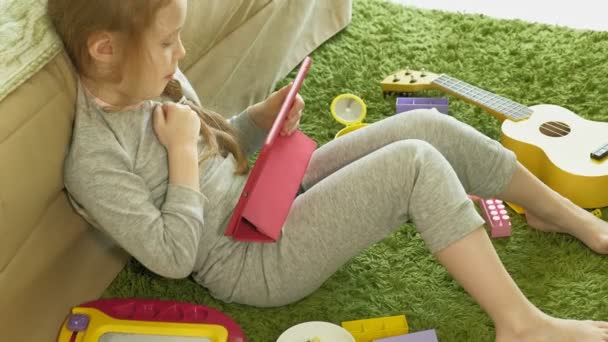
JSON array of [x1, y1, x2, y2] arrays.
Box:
[[277, 321, 355, 342]]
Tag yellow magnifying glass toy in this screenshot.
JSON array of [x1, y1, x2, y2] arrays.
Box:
[[330, 94, 368, 139]]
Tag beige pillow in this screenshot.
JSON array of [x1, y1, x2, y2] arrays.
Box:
[[181, 0, 272, 71]]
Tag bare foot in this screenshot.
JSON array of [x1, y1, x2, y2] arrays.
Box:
[[524, 210, 565, 233], [525, 210, 608, 254], [496, 313, 608, 342]]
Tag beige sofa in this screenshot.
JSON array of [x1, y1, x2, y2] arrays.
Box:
[[0, 1, 352, 340]]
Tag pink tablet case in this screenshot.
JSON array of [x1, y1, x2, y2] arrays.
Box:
[[225, 57, 316, 242]]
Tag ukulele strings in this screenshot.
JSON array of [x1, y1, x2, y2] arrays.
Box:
[[431, 76, 572, 137], [540, 121, 570, 136]]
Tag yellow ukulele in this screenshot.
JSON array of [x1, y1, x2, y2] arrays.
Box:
[[381, 69, 608, 209]]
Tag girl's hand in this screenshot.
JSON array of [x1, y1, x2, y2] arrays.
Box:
[[248, 83, 305, 136], [153, 102, 201, 151]]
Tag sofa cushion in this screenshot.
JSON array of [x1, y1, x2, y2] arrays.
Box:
[[184, 0, 353, 115], [0, 190, 126, 342], [0, 53, 76, 271], [180, 0, 272, 71], [0, 51, 130, 341]]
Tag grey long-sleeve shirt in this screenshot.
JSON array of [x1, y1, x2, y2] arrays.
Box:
[[64, 70, 267, 279]]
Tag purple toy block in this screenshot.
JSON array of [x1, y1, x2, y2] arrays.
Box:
[[374, 329, 438, 342], [396, 97, 449, 115]]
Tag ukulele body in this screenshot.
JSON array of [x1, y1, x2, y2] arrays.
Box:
[[501, 104, 608, 208]]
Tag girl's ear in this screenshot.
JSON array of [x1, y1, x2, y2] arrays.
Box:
[[87, 31, 116, 64]]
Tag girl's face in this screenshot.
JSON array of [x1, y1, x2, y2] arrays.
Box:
[[129, 0, 187, 100]]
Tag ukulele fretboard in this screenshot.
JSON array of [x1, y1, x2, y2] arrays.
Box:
[[433, 74, 533, 121]]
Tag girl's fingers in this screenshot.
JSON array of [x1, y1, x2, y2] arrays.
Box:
[[153, 105, 165, 125], [294, 95, 305, 113], [279, 92, 303, 136], [276, 83, 293, 99], [289, 119, 301, 135], [281, 119, 294, 135], [281, 112, 293, 135], [283, 114, 301, 136]]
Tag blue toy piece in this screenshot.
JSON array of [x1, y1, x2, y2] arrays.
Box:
[[373, 329, 438, 342], [396, 97, 448, 115]]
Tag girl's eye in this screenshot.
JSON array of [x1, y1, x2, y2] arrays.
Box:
[[162, 42, 173, 48]]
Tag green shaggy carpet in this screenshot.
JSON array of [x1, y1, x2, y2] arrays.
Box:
[[104, 0, 608, 340]]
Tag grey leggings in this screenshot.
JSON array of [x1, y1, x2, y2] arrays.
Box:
[[196, 109, 518, 307]]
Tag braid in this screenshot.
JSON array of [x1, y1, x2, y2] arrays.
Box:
[[163, 80, 249, 175]]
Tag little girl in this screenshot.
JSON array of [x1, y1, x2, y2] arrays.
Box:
[[48, 0, 608, 340]]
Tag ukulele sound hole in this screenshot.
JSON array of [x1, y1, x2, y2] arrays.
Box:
[[539, 121, 570, 137]]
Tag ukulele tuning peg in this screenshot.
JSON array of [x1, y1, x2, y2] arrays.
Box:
[[420, 68, 427, 77], [404, 67, 411, 76], [409, 78, 418, 84], [392, 74, 401, 82]]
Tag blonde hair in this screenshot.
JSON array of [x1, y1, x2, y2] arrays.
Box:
[[47, 0, 249, 174]]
